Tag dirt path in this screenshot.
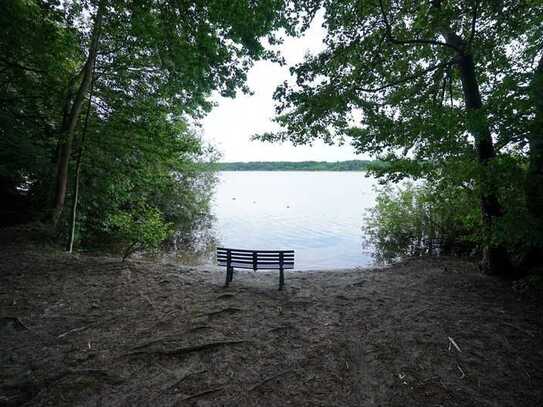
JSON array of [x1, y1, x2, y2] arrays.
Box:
[[1, 244, 542, 406]]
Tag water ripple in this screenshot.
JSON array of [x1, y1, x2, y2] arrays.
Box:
[[211, 171, 377, 270]]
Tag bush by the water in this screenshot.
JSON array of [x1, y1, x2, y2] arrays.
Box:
[[365, 182, 479, 262], [365, 169, 539, 267], [105, 203, 173, 261]]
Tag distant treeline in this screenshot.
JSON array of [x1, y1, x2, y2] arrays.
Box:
[[217, 160, 383, 171]]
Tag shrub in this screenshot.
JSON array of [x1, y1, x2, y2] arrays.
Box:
[[365, 182, 480, 263], [105, 203, 173, 261]]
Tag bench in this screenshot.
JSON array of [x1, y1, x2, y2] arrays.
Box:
[[217, 247, 295, 290]]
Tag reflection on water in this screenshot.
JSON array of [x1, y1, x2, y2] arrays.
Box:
[[180, 171, 378, 270]]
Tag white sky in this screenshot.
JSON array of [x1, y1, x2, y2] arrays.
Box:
[[201, 14, 362, 162]]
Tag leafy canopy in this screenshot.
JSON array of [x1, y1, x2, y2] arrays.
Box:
[[1, 0, 302, 254], [256, 0, 542, 174]]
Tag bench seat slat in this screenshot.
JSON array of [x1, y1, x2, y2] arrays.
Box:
[[217, 251, 294, 257], [217, 254, 294, 261], [217, 247, 294, 254], [218, 262, 294, 270], [219, 260, 294, 268], [217, 253, 294, 259], [218, 258, 294, 264], [217, 260, 294, 268]]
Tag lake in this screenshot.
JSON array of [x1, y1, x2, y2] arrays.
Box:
[[208, 171, 378, 270]]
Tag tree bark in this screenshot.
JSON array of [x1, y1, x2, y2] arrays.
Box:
[[527, 56, 543, 225], [66, 76, 94, 253], [444, 32, 512, 275], [524, 54, 543, 264], [66, 143, 82, 253], [51, 2, 104, 227]]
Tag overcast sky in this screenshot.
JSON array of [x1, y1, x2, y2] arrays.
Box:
[[201, 14, 361, 163]]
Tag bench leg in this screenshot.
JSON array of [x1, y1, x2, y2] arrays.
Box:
[[279, 267, 284, 290], [229, 266, 234, 282], [224, 266, 233, 287]]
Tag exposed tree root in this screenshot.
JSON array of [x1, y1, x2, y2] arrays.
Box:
[[57, 325, 88, 338], [127, 340, 250, 357], [181, 386, 224, 401], [198, 307, 243, 319], [216, 293, 235, 300], [248, 369, 295, 392], [188, 325, 216, 332], [49, 369, 125, 386], [163, 370, 207, 393]]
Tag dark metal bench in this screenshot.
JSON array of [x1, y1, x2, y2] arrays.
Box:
[[217, 247, 295, 290]]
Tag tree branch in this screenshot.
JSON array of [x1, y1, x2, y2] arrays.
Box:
[[437, 71, 447, 106], [378, 0, 462, 52], [495, 134, 529, 151], [448, 66, 454, 106], [357, 59, 455, 93], [468, 0, 478, 45]]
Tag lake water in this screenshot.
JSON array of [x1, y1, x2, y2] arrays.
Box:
[[209, 171, 378, 270]]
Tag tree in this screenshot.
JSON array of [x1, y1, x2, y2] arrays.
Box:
[[52, 1, 105, 227], [0, 0, 81, 226], [257, 0, 543, 275], [526, 54, 543, 253], [48, 0, 294, 226], [1, 0, 299, 255]]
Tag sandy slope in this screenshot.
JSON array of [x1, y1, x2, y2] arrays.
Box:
[[1, 245, 542, 406]]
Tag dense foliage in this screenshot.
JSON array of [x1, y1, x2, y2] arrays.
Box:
[[366, 182, 479, 262], [0, 0, 293, 256], [218, 160, 380, 171], [257, 0, 543, 275]]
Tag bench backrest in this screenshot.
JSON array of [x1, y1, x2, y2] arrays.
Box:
[[217, 247, 295, 270]]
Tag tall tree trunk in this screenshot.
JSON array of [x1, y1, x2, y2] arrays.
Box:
[[444, 32, 512, 275], [527, 55, 543, 222], [67, 142, 83, 253], [51, 2, 104, 227], [525, 54, 543, 262], [66, 75, 94, 253]]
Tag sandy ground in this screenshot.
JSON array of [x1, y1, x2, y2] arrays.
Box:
[[1, 242, 542, 407]]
